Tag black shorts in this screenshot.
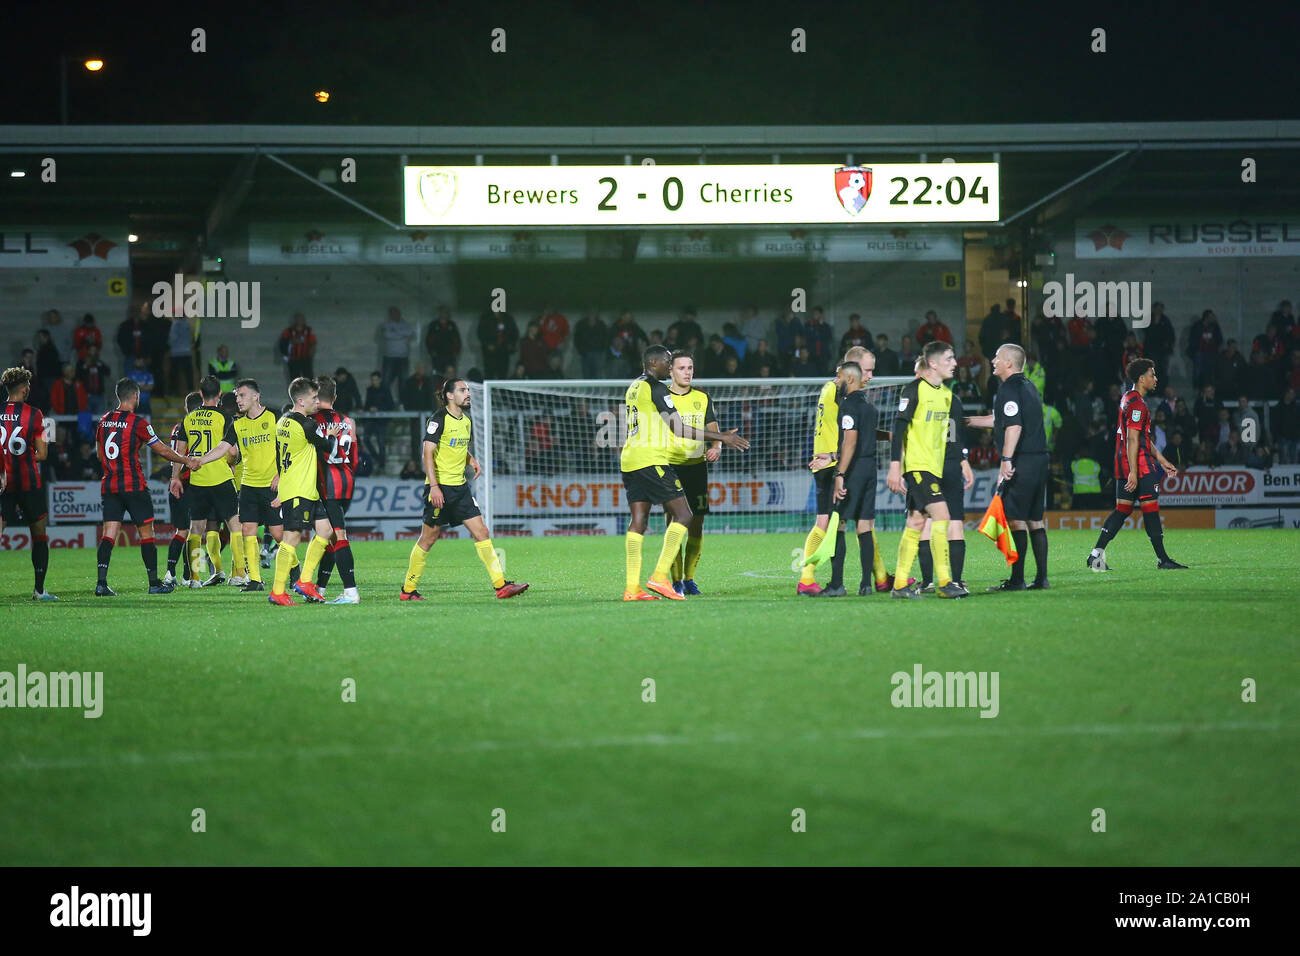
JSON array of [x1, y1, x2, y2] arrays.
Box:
[[814, 467, 837, 515], [322, 497, 351, 530], [423, 483, 480, 528], [1002, 453, 1049, 522], [189, 481, 237, 523], [941, 463, 965, 521], [238, 484, 281, 526], [1116, 471, 1160, 503], [621, 464, 686, 507], [903, 470, 945, 514], [835, 465, 877, 523], [673, 461, 710, 515], [169, 483, 191, 529], [2, 487, 49, 526], [102, 490, 154, 525], [282, 496, 326, 532]]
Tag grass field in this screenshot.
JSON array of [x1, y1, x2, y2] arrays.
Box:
[[1, 528, 1296, 866]]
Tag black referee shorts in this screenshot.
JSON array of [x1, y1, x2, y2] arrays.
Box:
[[189, 481, 237, 523], [102, 490, 154, 526], [422, 483, 480, 528], [673, 461, 710, 515], [621, 464, 686, 507], [168, 483, 191, 529], [2, 487, 49, 526], [323, 497, 351, 530], [941, 463, 965, 521], [238, 484, 281, 526], [835, 465, 877, 523], [282, 496, 326, 532], [814, 466, 837, 515], [903, 470, 945, 515], [1002, 453, 1049, 522]]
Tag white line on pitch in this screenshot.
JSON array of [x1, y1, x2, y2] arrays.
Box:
[[3, 720, 1288, 772]]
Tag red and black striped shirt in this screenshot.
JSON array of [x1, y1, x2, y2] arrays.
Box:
[[313, 408, 356, 500], [169, 422, 192, 484], [1115, 388, 1154, 479], [1, 401, 45, 492], [98, 408, 162, 493]]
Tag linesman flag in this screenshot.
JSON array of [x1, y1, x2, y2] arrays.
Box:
[[978, 491, 1019, 565]]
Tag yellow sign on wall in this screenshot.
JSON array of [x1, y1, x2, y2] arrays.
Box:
[[107, 277, 127, 296]]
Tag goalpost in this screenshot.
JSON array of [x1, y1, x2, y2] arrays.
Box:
[[469, 376, 915, 537]]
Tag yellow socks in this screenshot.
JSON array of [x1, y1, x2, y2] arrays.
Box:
[[229, 531, 246, 578], [475, 539, 505, 589], [684, 535, 703, 580], [244, 536, 262, 582], [930, 521, 952, 586], [800, 526, 826, 584], [893, 526, 921, 590], [652, 522, 688, 582], [873, 534, 888, 586], [205, 531, 223, 574], [186, 533, 201, 578], [300, 535, 329, 583], [272, 543, 296, 595], [670, 548, 684, 582], [403, 542, 428, 593], [625, 531, 644, 592]]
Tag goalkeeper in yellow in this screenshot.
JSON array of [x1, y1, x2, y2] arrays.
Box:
[[621, 345, 749, 601], [400, 378, 528, 600]]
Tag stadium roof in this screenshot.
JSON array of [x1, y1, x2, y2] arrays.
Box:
[[2, 122, 1296, 266]]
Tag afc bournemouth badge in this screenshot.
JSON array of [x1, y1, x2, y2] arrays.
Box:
[[834, 166, 872, 216]]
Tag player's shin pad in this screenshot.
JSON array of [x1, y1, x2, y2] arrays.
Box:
[[475, 539, 505, 589], [652, 523, 688, 581], [804, 512, 840, 566]]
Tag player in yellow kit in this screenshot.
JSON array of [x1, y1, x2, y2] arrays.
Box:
[[620, 345, 748, 602], [664, 350, 720, 595], [399, 378, 528, 600], [268, 377, 340, 606], [180, 376, 245, 587], [230, 378, 291, 592]]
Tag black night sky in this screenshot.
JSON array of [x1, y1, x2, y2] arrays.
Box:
[[2, 0, 1296, 127]]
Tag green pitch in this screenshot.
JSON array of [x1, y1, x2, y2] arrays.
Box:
[[1, 529, 1296, 865]]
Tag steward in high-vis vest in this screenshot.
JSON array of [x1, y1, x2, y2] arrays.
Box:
[[207, 345, 240, 392]]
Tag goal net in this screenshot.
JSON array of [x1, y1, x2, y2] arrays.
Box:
[[468, 376, 915, 537]]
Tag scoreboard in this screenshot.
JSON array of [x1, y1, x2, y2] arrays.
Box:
[[404, 163, 999, 227]]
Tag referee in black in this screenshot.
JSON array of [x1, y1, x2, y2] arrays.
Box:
[[965, 343, 1050, 590]]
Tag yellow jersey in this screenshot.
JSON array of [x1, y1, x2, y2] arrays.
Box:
[[620, 374, 677, 472], [424, 408, 472, 487], [183, 406, 236, 487], [812, 379, 839, 466], [233, 408, 278, 489], [891, 377, 951, 476], [666, 387, 713, 465], [276, 412, 330, 501]]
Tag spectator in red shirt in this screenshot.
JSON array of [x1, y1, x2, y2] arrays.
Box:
[[538, 305, 569, 352], [957, 339, 989, 391], [1187, 309, 1223, 388], [49, 364, 88, 414], [73, 313, 103, 362], [969, 430, 998, 470], [916, 310, 952, 345], [76, 343, 111, 416], [520, 321, 550, 378], [1120, 332, 1144, 379], [280, 313, 317, 381], [1067, 314, 1093, 351]]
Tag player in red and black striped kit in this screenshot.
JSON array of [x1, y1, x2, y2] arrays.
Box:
[[1088, 358, 1187, 571], [311, 375, 360, 604], [95, 378, 200, 595], [1, 367, 57, 600]]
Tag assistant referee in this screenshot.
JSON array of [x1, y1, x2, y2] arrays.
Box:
[[966, 343, 1050, 591]]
